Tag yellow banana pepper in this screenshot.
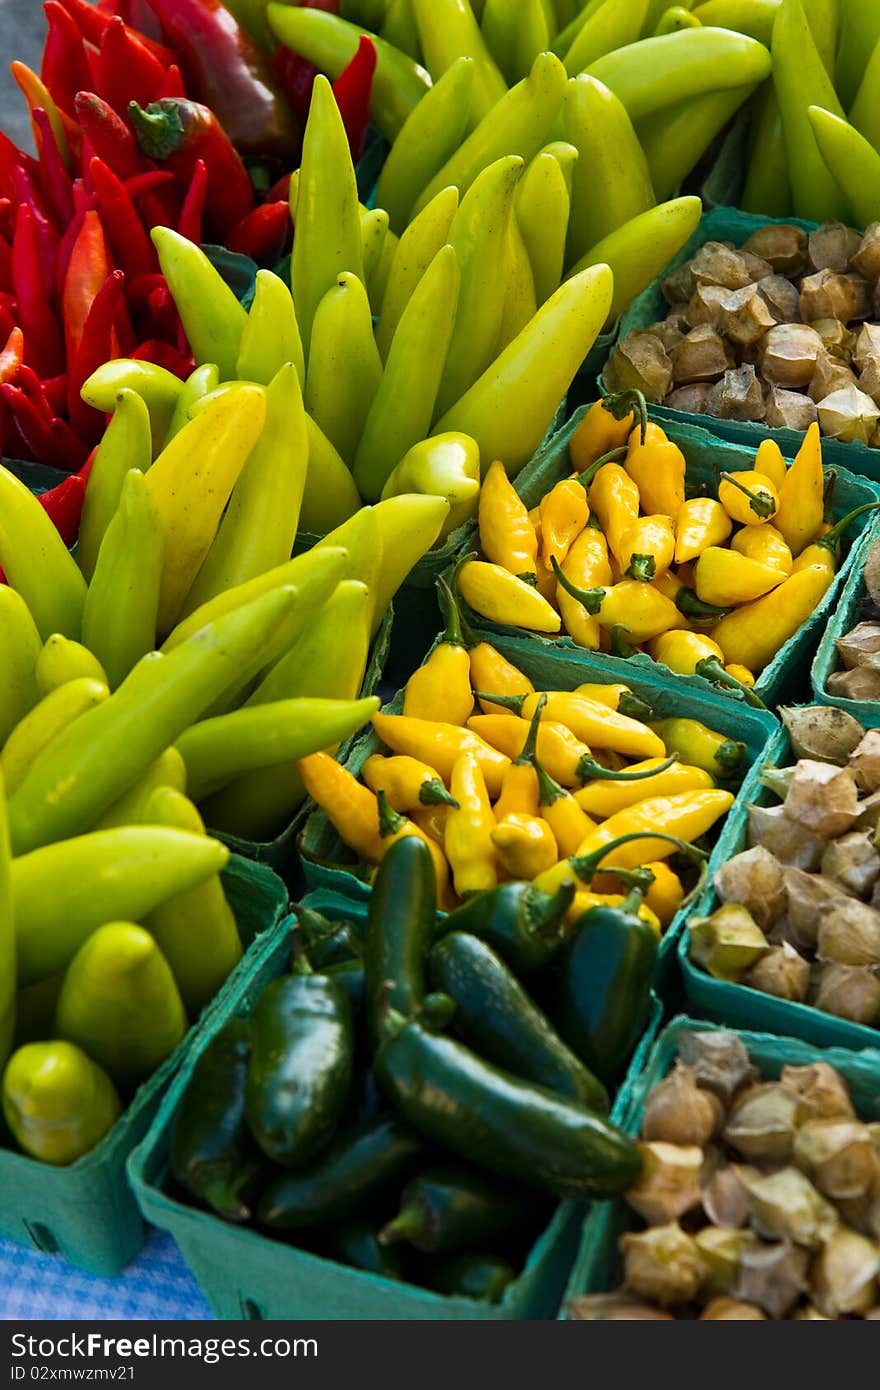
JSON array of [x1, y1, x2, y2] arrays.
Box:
[[712, 564, 833, 673], [553, 568, 682, 643], [372, 711, 511, 798], [730, 523, 793, 574], [573, 682, 653, 722], [648, 630, 765, 706], [619, 514, 676, 582], [458, 559, 562, 633], [492, 812, 558, 879], [403, 577, 474, 725], [694, 547, 785, 605], [556, 526, 611, 650], [588, 460, 640, 567], [445, 751, 498, 898], [493, 697, 543, 821], [467, 714, 589, 788], [774, 422, 824, 556], [534, 755, 597, 859], [625, 422, 686, 517], [575, 757, 713, 819], [718, 469, 779, 526], [362, 755, 458, 814], [674, 497, 732, 563], [492, 691, 666, 761], [297, 752, 386, 863], [569, 389, 647, 473], [469, 642, 534, 714], [479, 459, 538, 581], [539, 477, 590, 569]]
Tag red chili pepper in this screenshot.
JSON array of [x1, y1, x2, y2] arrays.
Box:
[[41, 373, 69, 416], [126, 270, 166, 310], [33, 108, 74, 227], [12, 166, 60, 285], [68, 268, 126, 442], [41, 1, 93, 117], [269, 0, 338, 129], [128, 97, 254, 238], [10, 63, 80, 168], [159, 65, 187, 99], [96, 16, 173, 115], [0, 385, 88, 469], [332, 35, 376, 163], [12, 204, 65, 378], [0, 132, 37, 200], [17, 365, 55, 422], [58, 0, 177, 65], [62, 209, 113, 362], [130, 338, 193, 377], [145, 283, 179, 341], [38, 473, 88, 547], [74, 91, 144, 180], [177, 157, 208, 245], [227, 200, 290, 265], [89, 157, 154, 279], [0, 236, 12, 296], [122, 168, 179, 232], [123, 0, 166, 43], [265, 172, 290, 203], [0, 327, 24, 385], [144, 0, 299, 161], [79, 445, 98, 484]]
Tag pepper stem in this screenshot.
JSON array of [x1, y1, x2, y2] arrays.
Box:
[[514, 693, 547, 766], [816, 501, 880, 552], [377, 788, 407, 840], [618, 690, 654, 721], [627, 553, 655, 582], [577, 752, 679, 784], [720, 472, 776, 520], [531, 749, 567, 809], [570, 831, 708, 886], [601, 388, 648, 445], [675, 586, 733, 622], [550, 556, 605, 613], [128, 100, 182, 160], [419, 778, 459, 809], [574, 445, 628, 491], [419, 992, 457, 1032], [601, 867, 657, 914], [378, 1205, 423, 1248], [435, 574, 467, 649], [609, 625, 639, 658], [823, 468, 837, 510], [528, 880, 576, 940], [473, 690, 527, 715], [694, 656, 767, 709], [715, 739, 747, 774]]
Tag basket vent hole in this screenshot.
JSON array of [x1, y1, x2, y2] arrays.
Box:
[[241, 1298, 263, 1320], [25, 1222, 59, 1254]]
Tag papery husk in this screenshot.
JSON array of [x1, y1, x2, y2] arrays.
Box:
[[678, 1030, 756, 1105], [689, 905, 769, 982], [760, 323, 825, 387], [718, 284, 776, 347], [738, 1165, 839, 1249], [743, 942, 811, 1002], [856, 356, 880, 406], [648, 316, 689, 356], [756, 275, 801, 325], [837, 627, 880, 673], [780, 1062, 856, 1121], [812, 1228, 880, 1318], [764, 386, 819, 431], [705, 365, 766, 422], [782, 705, 866, 766], [794, 1118, 878, 1201], [809, 353, 857, 404], [783, 760, 860, 839], [837, 1174, 880, 1241], [780, 867, 851, 952], [686, 282, 729, 329], [625, 1142, 705, 1226], [714, 846, 785, 931], [794, 1305, 832, 1319], [851, 224, 880, 280], [818, 384, 880, 444], [743, 225, 808, 277], [663, 262, 697, 307], [700, 1296, 766, 1320], [808, 223, 863, 274], [813, 318, 856, 362], [848, 731, 880, 793], [641, 1062, 723, 1148], [671, 325, 733, 384], [813, 961, 880, 1024], [739, 250, 774, 282], [861, 540, 880, 609], [566, 1293, 674, 1321], [817, 899, 880, 966], [694, 1226, 760, 1299], [820, 834, 880, 899], [702, 1164, 751, 1229], [827, 665, 880, 701], [800, 270, 872, 323], [604, 333, 672, 404], [750, 805, 826, 870], [666, 384, 711, 414], [691, 242, 754, 291], [735, 1239, 810, 1318], [620, 1223, 706, 1308], [853, 324, 880, 371], [724, 1085, 808, 1163]]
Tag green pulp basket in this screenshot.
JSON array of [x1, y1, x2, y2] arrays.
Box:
[[461, 403, 880, 708], [297, 623, 779, 974], [812, 534, 880, 728], [129, 901, 648, 1322], [678, 724, 880, 1055], [562, 1015, 880, 1312], [603, 206, 880, 485], [0, 856, 288, 1277]]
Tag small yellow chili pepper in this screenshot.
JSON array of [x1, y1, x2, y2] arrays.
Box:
[[375, 791, 453, 904], [445, 751, 498, 898], [619, 514, 676, 582], [726, 664, 755, 687], [539, 477, 590, 570], [694, 547, 785, 606], [298, 753, 387, 863], [573, 682, 653, 721], [754, 438, 787, 491], [533, 755, 597, 859], [529, 509, 559, 604], [774, 423, 824, 556], [482, 690, 666, 762], [362, 754, 458, 814], [553, 566, 682, 644], [479, 460, 538, 581], [575, 757, 713, 819], [588, 461, 640, 568], [643, 861, 684, 929], [492, 813, 558, 880], [674, 497, 732, 563], [469, 641, 534, 715], [730, 523, 793, 574], [718, 470, 778, 526], [569, 389, 647, 473], [467, 714, 589, 788], [568, 890, 662, 935], [458, 559, 562, 633], [790, 503, 880, 579], [493, 697, 543, 822], [625, 422, 686, 517], [411, 803, 449, 844], [372, 711, 511, 797], [556, 526, 611, 650], [403, 577, 474, 725], [652, 717, 746, 779], [649, 630, 766, 707]]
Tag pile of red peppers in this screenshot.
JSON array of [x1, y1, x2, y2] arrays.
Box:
[[0, 0, 376, 477]]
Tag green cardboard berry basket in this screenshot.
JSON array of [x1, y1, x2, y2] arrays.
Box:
[[128, 896, 663, 1322], [297, 623, 779, 974], [0, 855, 288, 1277], [811, 536, 880, 728], [678, 723, 880, 1054], [602, 206, 880, 485], [561, 1015, 880, 1312], [457, 404, 880, 709]]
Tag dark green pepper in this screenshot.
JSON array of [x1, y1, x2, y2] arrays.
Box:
[[325, 958, 365, 1011], [325, 1218, 409, 1282], [257, 1117, 424, 1231], [364, 835, 436, 1048], [293, 904, 363, 969], [440, 881, 575, 976], [374, 1015, 642, 1200], [379, 1162, 536, 1255], [246, 965, 354, 1167], [429, 1252, 516, 1304], [170, 1020, 260, 1222], [429, 932, 609, 1113]]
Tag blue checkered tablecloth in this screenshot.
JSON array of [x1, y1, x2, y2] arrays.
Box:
[[0, 1232, 212, 1321]]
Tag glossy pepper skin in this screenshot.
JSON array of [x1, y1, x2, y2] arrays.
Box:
[[0, 771, 14, 1068], [774, 422, 824, 557], [470, 641, 533, 714], [128, 98, 254, 239], [649, 631, 763, 707], [492, 811, 558, 879], [624, 423, 685, 518], [364, 835, 437, 1049], [620, 514, 676, 583], [587, 455, 640, 568], [404, 578, 474, 726], [379, 1160, 532, 1257], [459, 559, 563, 634], [479, 459, 539, 582], [730, 523, 793, 574], [694, 546, 784, 606], [569, 390, 647, 474], [439, 881, 575, 977], [674, 497, 732, 563], [446, 751, 498, 899], [3, 1040, 121, 1166], [362, 756, 457, 814], [170, 1019, 260, 1222], [556, 526, 612, 650], [718, 470, 778, 526], [371, 712, 511, 799]]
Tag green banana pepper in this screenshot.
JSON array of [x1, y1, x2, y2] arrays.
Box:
[[3, 1041, 121, 1166]]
